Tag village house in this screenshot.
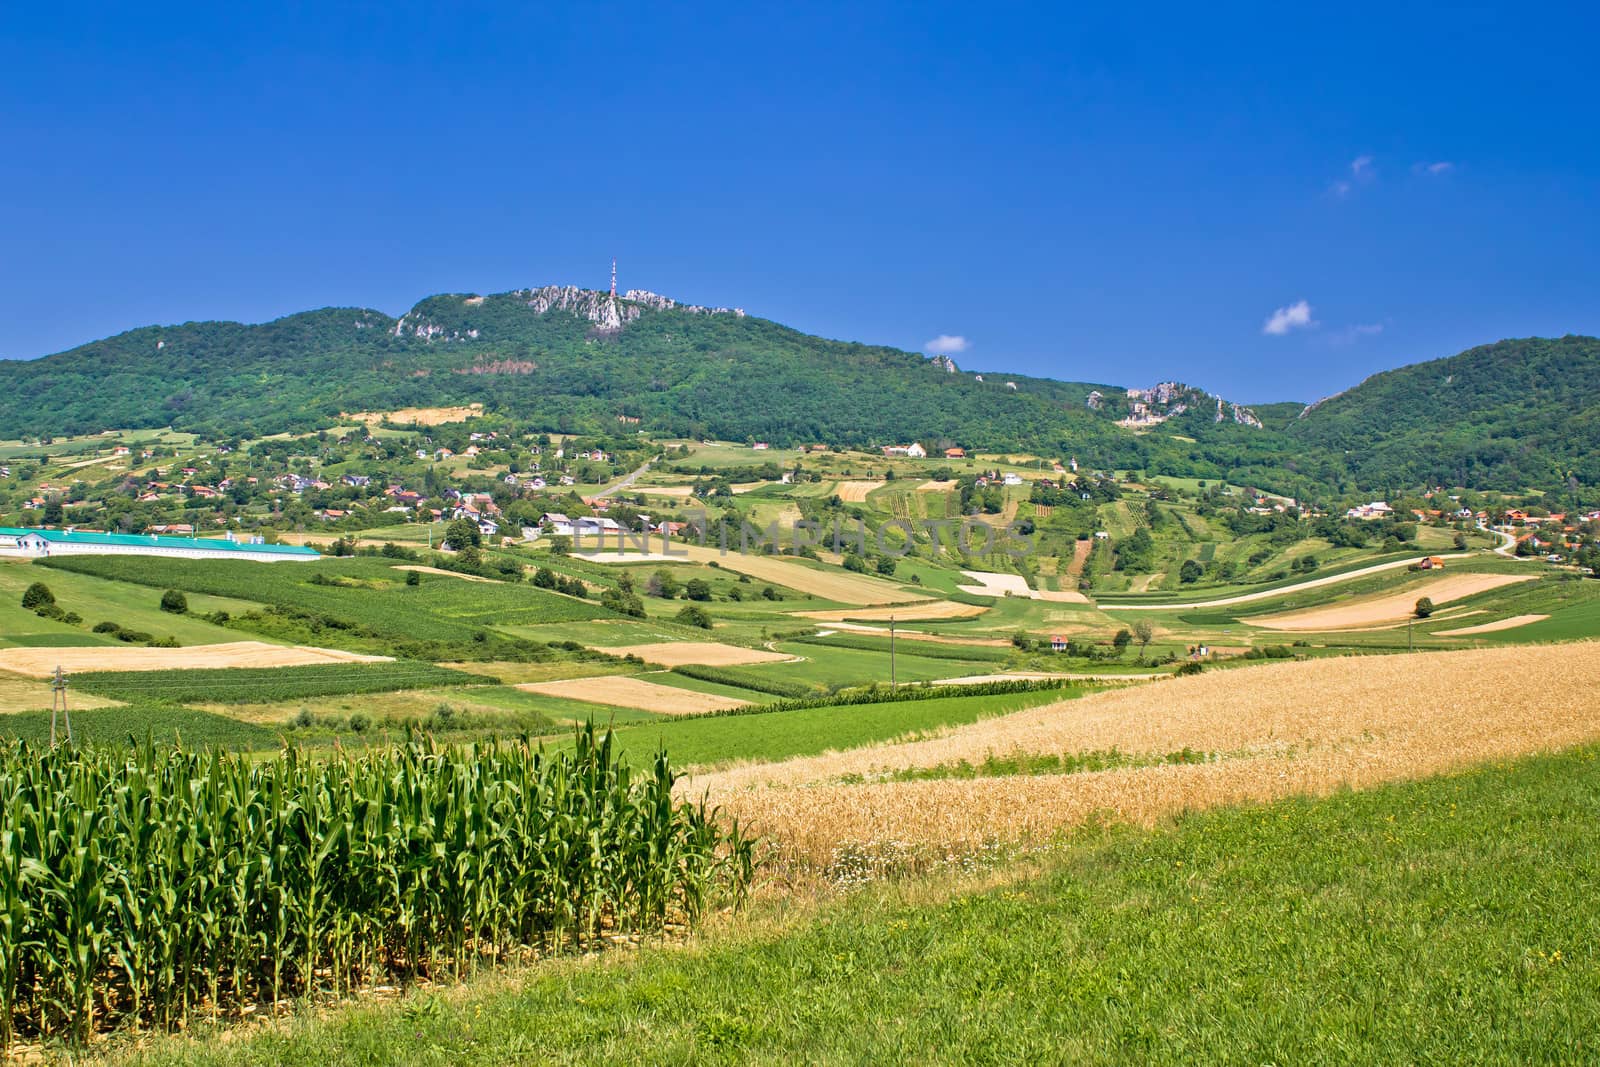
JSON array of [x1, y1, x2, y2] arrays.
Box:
[[944, 447, 966, 458], [1345, 501, 1394, 521]]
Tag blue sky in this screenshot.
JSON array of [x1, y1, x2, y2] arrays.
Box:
[[3, 2, 1596, 402]]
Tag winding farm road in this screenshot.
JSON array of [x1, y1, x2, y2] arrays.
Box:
[[1096, 552, 1477, 612], [597, 454, 663, 497]]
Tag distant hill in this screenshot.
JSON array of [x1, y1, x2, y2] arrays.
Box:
[[0, 288, 1593, 494], [0, 287, 1262, 473], [1289, 335, 1600, 491]]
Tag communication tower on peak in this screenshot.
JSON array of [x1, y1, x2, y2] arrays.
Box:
[[610, 258, 617, 299]]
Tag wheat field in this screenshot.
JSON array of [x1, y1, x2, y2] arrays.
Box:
[[697, 643, 1600, 863]]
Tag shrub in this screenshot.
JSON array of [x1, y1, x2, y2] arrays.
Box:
[[1414, 596, 1435, 619], [405, 569, 421, 586], [20, 582, 54, 610], [92, 621, 123, 634], [1175, 661, 1204, 676], [684, 578, 712, 601], [676, 604, 714, 629], [160, 589, 188, 614]]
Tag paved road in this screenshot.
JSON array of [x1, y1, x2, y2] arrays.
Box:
[[597, 454, 662, 497], [1097, 551, 1476, 612]]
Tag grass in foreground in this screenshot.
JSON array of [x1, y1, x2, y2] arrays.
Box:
[[116, 744, 1600, 1066]]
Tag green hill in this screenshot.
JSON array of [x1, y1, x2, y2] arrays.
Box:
[[0, 288, 1595, 495], [1288, 335, 1600, 491]]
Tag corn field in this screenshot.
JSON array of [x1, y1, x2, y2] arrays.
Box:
[[0, 726, 755, 1047]]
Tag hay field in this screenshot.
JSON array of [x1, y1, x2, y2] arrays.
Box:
[[1248, 573, 1534, 631], [1435, 613, 1550, 636], [797, 602, 988, 621], [578, 544, 922, 605], [634, 485, 696, 497], [518, 676, 749, 715], [699, 642, 1600, 863], [342, 404, 483, 427], [835, 480, 885, 502], [0, 641, 390, 678], [0, 670, 123, 711], [591, 641, 794, 667], [957, 570, 1090, 604]]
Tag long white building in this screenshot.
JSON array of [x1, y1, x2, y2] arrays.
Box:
[[0, 527, 320, 563]]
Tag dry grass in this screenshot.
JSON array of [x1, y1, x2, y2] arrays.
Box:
[[590, 641, 794, 667], [700, 643, 1600, 863], [797, 602, 988, 622], [957, 570, 1088, 604], [341, 404, 483, 427], [825, 623, 1012, 647], [1248, 573, 1534, 631], [835, 480, 885, 503], [0, 641, 390, 678], [0, 669, 123, 711], [1434, 613, 1549, 636], [633, 485, 697, 497], [518, 676, 749, 715]]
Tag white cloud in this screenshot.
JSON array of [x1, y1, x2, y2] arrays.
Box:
[[1350, 155, 1375, 178], [1329, 322, 1385, 346], [1414, 160, 1454, 175], [1262, 300, 1316, 336], [924, 334, 969, 354]]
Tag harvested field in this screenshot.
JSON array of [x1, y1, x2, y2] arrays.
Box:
[[835, 480, 885, 503], [1064, 538, 1093, 581], [633, 485, 696, 497], [577, 545, 922, 605], [342, 404, 483, 427], [697, 642, 1600, 864], [797, 602, 988, 621], [957, 571, 1032, 597], [915, 480, 953, 492], [1248, 573, 1534, 631], [0, 670, 123, 711], [957, 570, 1089, 604], [393, 565, 500, 583], [518, 676, 749, 715], [590, 641, 794, 667], [1435, 613, 1550, 636], [0, 641, 390, 678]]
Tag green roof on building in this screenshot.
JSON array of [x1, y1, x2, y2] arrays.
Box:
[[0, 527, 319, 557]]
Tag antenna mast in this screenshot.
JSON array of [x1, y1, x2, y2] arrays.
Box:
[[610, 258, 617, 299]]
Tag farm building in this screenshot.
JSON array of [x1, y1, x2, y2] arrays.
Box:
[[0, 527, 319, 563]]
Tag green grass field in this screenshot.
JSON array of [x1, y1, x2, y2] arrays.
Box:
[[121, 743, 1600, 1065], [72, 661, 486, 705], [546, 686, 1075, 770], [0, 706, 278, 748]]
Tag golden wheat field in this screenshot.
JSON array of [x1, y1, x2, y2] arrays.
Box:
[[590, 641, 794, 666], [697, 643, 1600, 864], [518, 675, 751, 714], [0, 641, 391, 678]]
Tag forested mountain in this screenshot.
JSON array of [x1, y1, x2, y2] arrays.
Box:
[[1288, 336, 1600, 491], [0, 287, 1595, 495]]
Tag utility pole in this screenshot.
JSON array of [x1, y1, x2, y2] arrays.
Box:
[[50, 665, 71, 746]]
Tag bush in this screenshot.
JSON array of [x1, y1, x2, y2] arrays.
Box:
[[348, 712, 371, 733], [405, 569, 421, 586], [1175, 661, 1204, 676], [675, 604, 714, 629], [160, 589, 188, 614], [92, 621, 123, 634], [684, 578, 712, 601], [21, 582, 54, 610], [1414, 596, 1434, 619]]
